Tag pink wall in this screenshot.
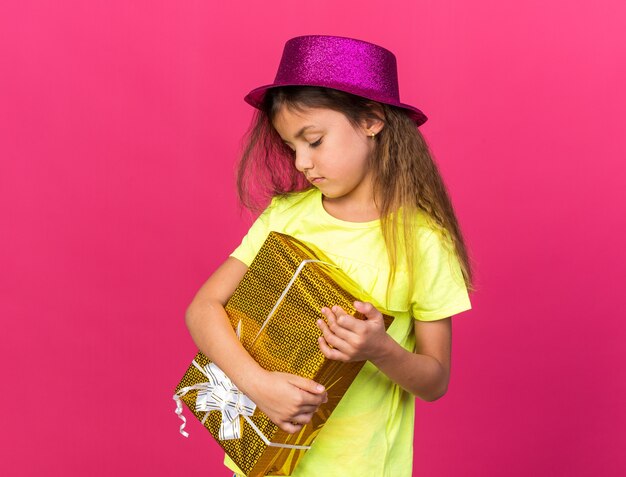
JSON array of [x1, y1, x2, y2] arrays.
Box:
[[1, 1, 624, 476]]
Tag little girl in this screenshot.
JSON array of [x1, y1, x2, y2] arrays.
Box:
[[185, 35, 474, 477]]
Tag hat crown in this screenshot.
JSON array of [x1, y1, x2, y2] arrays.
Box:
[[244, 35, 427, 126], [274, 35, 400, 102]]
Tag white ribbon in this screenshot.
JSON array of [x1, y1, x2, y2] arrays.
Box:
[[251, 259, 338, 345], [173, 359, 256, 440]]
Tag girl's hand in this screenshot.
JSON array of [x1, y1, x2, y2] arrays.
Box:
[[316, 301, 391, 362], [246, 370, 328, 434]]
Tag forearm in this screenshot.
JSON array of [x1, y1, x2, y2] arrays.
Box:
[[185, 299, 328, 433], [370, 334, 449, 401], [317, 303, 450, 400], [185, 300, 265, 397]]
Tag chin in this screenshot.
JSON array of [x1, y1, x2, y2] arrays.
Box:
[[319, 189, 338, 199]]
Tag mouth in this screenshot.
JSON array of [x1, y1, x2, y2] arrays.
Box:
[[308, 176, 325, 184]]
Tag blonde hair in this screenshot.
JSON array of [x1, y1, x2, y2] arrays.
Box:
[[236, 86, 475, 303]]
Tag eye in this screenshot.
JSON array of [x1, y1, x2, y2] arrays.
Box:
[[309, 138, 322, 148]]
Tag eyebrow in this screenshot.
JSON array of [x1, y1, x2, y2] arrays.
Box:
[[283, 125, 316, 143]]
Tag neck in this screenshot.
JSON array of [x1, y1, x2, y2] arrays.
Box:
[[321, 187, 380, 223]]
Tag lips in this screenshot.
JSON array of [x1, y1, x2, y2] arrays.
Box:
[[308, 176, 324, 184]]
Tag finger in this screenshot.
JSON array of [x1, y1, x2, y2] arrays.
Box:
[[317, 319, 353, 351], [279, 421, 304, 434], [317, 316, 354, 342], [287, 375, 326, 395], [330, 308, 364, 333], [318, 335, 350, 362], [321, 306, 338, 327], [290, 412, 315, 425], [353, 301, 383, 321], [331, 305, 349, 316], [295, 403, 321, 414]]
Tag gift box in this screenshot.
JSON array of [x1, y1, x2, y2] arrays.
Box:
[[173, 231, 394, 477]]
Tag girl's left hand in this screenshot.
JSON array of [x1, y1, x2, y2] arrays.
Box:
[[316, 301, 390, 362]]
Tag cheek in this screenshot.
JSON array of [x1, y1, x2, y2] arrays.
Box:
[[323, 136, 370, 173], [351, 141, 373, 166]]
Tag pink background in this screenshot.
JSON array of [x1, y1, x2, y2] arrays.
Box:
[[1, 1, 624, 476]]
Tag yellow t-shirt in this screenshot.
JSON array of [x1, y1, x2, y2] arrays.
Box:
[[226, 187, 472, 477]]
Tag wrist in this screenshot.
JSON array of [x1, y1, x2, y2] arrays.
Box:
[[237, 364, 269, 401], [369, 333, 397, 366]]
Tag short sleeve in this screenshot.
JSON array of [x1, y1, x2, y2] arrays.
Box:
[[410, 227, 472, 321], [229, 197, 279, 266]]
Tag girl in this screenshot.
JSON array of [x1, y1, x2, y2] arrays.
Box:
[[185, 35, 474, 477]]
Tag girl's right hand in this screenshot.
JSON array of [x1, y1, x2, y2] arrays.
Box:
[[246, 370, 328, 434]]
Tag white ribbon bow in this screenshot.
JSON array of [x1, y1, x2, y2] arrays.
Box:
[[173, 360, 256, 440], [195, 362, 257, 440]]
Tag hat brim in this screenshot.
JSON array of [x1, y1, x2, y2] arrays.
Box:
[[244, 83, 428, 127]]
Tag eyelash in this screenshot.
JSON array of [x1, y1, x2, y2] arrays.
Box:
[[286, 138, 322, 155]]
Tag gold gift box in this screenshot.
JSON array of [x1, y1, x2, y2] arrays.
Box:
[[174, 232, 393, 477]]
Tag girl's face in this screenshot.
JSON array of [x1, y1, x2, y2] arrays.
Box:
[[272, 105, 380, 207]]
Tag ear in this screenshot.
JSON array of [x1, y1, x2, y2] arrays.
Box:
[[360, 103, 386, 135]]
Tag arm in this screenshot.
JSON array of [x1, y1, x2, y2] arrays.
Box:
[[185, 256, 327, 433], [316, 301, 451, 402]]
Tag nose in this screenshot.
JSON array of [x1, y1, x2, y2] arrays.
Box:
[[294, 148, 314, 173]]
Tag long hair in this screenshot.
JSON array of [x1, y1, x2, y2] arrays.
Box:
[[236, 86, 475, 303]]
